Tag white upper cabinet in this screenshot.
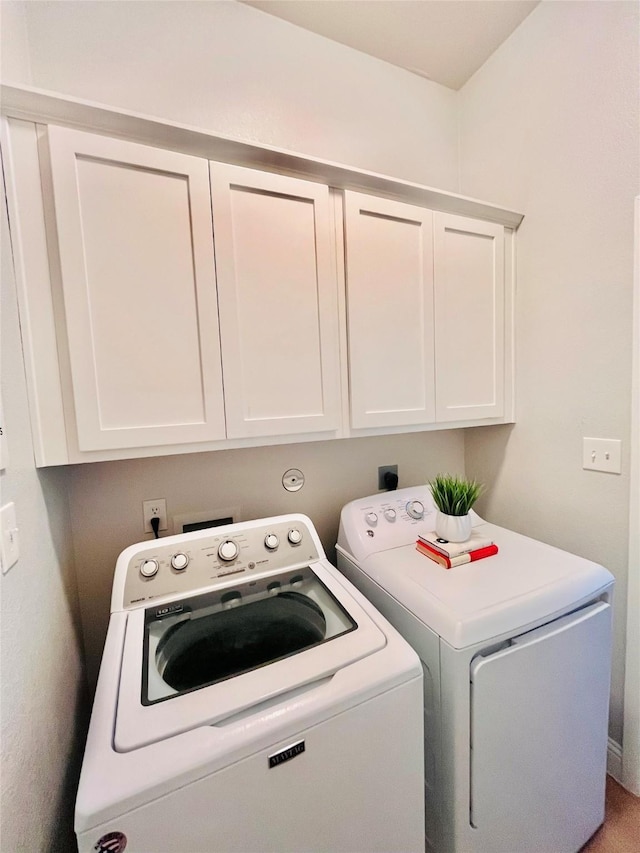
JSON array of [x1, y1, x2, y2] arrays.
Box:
[[344, 194, 508, 432], [433, 212, 505, 422], [344, 192, 436, 428], [45, 127, 226, 451], [210, 164, 340, 438], [3, 107, 519, 466]]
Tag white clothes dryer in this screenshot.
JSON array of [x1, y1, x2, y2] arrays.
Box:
[[336, 486, 614, 853], [75, 514, 424, 853]]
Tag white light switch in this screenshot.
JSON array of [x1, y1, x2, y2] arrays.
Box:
[[583, 438, 622, 474], [1, 502, 20, 574]]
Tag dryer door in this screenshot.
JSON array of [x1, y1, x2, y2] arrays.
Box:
[[469, 601, 611, 853]]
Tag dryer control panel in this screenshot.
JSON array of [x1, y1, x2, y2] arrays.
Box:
[[115, 515, 321, 610], [336, 485, 481, 562]]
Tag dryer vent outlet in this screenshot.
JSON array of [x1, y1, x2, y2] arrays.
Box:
[[378, 465, 398, 491]]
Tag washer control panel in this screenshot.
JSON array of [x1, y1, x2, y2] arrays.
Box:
[[120, 517, 319, 609]]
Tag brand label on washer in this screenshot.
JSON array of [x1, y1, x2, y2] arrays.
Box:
[[268, 740, 305, 768], [154, 602, 183, 618], [94, 831, 127, 852]]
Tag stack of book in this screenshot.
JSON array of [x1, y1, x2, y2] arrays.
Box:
[[416, 529, 498, 569]]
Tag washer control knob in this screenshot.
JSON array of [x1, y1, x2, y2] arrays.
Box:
[[140, 559, 159, 578], [218, 540, 239, 562], [171, 552, 189, 571], [384, 508, 397, 522], [264, 533, 279, 551], [287, 528, 303, 546], [365, 512, 378, 526], [406, 500, 425, 520]]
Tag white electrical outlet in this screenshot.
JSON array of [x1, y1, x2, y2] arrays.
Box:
[[583, 438, 622, 474], [143, 498, 168, 533]]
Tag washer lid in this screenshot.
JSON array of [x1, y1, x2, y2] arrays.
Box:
[[114, 559, 386, 752], [357, 523, 614, 648], [143, 565, 357, 706]]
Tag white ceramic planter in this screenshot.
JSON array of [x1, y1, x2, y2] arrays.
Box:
[[435, 511, 472, 543]]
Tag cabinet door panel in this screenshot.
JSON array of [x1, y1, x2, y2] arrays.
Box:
[[344, 192, 435, 428], [46, 127, 225, 450], [434, 213, 504, 421], [210, 164, 340, 438]]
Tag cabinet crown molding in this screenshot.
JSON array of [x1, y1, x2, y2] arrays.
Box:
[[1, 83, 524, 229]]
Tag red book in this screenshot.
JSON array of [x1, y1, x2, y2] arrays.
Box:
[[416, 539, 498, 569]]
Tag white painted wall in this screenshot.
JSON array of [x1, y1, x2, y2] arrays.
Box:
[[624, 196, 640, 792], [0, 0, 31, 82], [15, 0, 460, 190], [459, 0, 639, 745], [0, 152, 86, 848]]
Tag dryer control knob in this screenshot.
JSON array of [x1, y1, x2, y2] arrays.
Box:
[[218, 540, 239, 562], [287, 528, 303, 546], [365, 512, 378, 526], [171, 552, 189, 571], [406, 500, 425, 520], [384, 508, 397, 522], [140, 559, 159, 578], [264, 534, 279, 551]]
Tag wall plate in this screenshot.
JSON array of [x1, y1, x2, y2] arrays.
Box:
[[583, 438, 622, 474], [1, 502, 19, 574], [378, 464, 398, 490], [142, 498, 167, 533], [283, 468, 305, 492], [172, 506, 241, 534]]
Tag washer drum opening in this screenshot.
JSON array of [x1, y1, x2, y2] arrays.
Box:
[[156, 592, 327, 692]]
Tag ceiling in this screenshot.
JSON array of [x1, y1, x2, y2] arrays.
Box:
[[241, 0, 540, 90]]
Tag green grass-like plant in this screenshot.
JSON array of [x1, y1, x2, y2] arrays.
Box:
[[429, 474, 484, 516]]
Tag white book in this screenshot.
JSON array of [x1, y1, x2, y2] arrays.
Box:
[[418, 528, 494, 558]]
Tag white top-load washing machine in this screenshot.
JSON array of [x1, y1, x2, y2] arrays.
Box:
[[336, 486, 614, 853], [75, 514, 425, 853]]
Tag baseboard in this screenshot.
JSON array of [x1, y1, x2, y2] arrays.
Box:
[[607, 736, 623, 782]]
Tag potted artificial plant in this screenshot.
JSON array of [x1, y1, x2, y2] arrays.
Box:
[[429, 474, 484, 543]]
